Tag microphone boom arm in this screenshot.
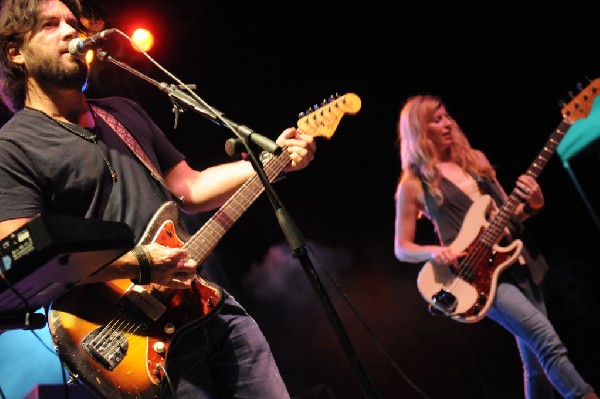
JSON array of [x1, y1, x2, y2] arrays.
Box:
[[160, 83, 281, 154], [96, 49, 280, 154]]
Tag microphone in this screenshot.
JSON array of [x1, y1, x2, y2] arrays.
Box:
[[0, 311, 47, 332], [68, 28, 117, 56]]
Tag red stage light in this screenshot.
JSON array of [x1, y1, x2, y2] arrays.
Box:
[[131, 28, 154, 52]]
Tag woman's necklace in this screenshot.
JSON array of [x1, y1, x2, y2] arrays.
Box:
[[24, 106, 118, 182]]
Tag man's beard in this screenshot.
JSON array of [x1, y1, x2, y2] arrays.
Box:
[[29, 53, 89, 92]]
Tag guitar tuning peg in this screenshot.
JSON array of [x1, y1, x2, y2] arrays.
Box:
[[567, 90, 575, 98], [298, 111, 306, 118], [576, 82, 583, 91], [320, 99, 328, 106], [558, 98, 567, 109], [312, 104, 319, 111]]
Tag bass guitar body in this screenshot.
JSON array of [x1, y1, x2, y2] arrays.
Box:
[[416, 195, 522, 323]]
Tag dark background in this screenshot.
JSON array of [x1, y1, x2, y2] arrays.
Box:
[[2, 2, 600, 398]]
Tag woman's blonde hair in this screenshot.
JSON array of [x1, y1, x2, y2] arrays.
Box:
[[396, 94, 495, 202]]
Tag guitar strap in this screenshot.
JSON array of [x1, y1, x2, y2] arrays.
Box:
[[91, 105, 183, 205]]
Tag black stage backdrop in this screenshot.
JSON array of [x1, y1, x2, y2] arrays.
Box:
[[1, 3, 599, 398]]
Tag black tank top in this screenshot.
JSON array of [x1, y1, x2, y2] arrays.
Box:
[[422, 175, 548, 285]]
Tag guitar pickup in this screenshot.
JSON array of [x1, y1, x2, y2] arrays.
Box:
[[123, 285, 167, 321]]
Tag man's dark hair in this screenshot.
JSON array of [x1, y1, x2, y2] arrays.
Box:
[[0, 0, 84, 112]]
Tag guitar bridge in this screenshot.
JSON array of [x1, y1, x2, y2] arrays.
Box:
[[81, 326, 128, 370]]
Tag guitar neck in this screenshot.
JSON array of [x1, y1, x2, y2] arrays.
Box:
[[176, 92, 360, 264], [482, 119, 572, 245], [183, 149, 290, 263]]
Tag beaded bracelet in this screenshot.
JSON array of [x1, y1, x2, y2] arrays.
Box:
[[130, 245, 153, 285]]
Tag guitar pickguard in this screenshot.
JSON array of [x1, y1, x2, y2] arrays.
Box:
[[48, 208, 224, 399], [417, 195, 523, 323]]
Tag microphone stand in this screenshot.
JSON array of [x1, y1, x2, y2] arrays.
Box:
[[96, 49, 378, 399]]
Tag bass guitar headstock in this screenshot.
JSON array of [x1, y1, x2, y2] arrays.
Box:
[[561, 78, 600, 124]]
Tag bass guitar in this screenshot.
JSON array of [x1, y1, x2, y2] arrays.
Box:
[[48, 93, 361, 398], [417, 78, 600, 323]]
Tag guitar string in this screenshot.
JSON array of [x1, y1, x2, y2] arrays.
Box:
[[90, 300, 157, 379], [452, 136, 557, 289], [447, 195, 520, 315], [184, 146, 289, 258], [92, 303, 142, 353], [92, 149, 292, 362], [86, 107, 319, 373], [444, 125, 569, 317]]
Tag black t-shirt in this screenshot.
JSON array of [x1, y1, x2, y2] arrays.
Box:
[[0, 96, 185, 242]]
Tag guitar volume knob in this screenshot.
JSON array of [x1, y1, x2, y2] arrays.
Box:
[[153, 341, 166, 354]]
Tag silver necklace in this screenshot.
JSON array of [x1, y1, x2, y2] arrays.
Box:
[[24, 106, 118, 182]]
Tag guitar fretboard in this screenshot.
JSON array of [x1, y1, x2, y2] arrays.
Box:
[[183, 150, 290, 262], [174, 92, 360, 264], [481, 119, 571, 246]]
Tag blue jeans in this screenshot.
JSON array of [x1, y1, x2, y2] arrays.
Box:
[[162, 294, 289, 398], [487, 267, 594, 399]]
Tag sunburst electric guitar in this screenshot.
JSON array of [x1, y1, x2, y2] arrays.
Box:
[[48, 93, 361, 399], [417, 78, 600, 323]]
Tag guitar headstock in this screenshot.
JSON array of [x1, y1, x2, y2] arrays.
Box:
[[297, 93, 361, 139], [561, 78, 600, 124]]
